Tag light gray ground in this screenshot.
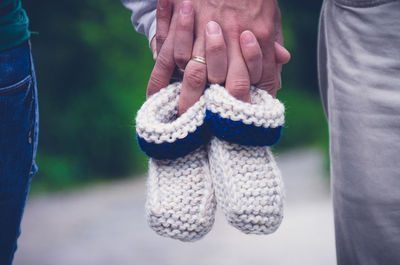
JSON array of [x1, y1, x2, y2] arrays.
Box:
[[13, 148, 336, 265]]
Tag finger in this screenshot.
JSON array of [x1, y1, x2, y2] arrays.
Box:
[[257, 28, 278, 97], [274, 3, 286, 91], [147, 40, 176, 97], [150, 36, 157, 60], [226, 36, 251, 102], [176, 21, 207, 114], [274, 2, 284, 46], [156, 0, 172, 56], [174, 1, 194, 70], [147, 12, 177, 98], [240, 30, 263, 84], [178, 55, 207, 115], [274, 42, 290, 89], [205, 21, 227, 84], [275, 42, 291, 65]]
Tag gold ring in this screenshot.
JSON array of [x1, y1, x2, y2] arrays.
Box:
[[191, 56, 206, 65]]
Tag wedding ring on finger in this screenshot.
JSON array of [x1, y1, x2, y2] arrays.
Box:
[[191, 56, 206, 65]]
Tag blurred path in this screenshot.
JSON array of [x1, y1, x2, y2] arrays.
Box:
[[14, 149, 336, 265]]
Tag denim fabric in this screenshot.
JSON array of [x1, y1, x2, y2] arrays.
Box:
[[0, 41, 38, 265]]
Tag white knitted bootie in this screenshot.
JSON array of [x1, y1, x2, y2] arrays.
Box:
[[136, 83, 216, 241], [205, 84, 285, 234]]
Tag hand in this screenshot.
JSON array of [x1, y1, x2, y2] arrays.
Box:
[[189, 0, 289, 99], [147, 0, 264, 114], [152, 0, 290, 98]]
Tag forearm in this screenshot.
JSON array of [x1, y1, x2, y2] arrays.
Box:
[[121, 0, 157, 44]]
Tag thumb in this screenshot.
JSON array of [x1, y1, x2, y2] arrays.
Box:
[[274, 42, 291, 65]]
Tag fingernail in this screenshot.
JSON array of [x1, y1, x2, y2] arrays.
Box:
[[241, 31, 256, 47], [206, 21, 221, 36], [180, 1, 193, 16], [159, 0, 168, 9]]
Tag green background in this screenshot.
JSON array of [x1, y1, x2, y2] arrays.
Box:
[[23, 0, 327, 192]]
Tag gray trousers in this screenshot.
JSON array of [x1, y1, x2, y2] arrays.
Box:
[[318, 0, 400, 264]]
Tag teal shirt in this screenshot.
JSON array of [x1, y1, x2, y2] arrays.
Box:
[[0, 0, 30, 51]]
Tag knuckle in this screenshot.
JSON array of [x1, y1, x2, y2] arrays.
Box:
[[249, 70, 262, 84], [185, 66, 206, 88], [156, 10, 170, 20], [174, 52, 190, 67], [148, 75, 165, 94], [178, 20, 193, 33], [229, 79, 250, 98], [257, 77, 277, 91], [156, 35, 167, 44], [255, 27, 274, 44], [206, 42, 225, 55], [232, 79, 250, 91], [156, 53, 173, 72], [208, 75, 225, 84], [175, 59, 186, 68]]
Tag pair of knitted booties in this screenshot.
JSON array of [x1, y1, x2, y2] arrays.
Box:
[[136, 82, 285, 242]]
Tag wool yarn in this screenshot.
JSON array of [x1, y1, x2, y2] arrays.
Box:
[[205, 84, 285, 146], [136, 83, 216, 241], [136, 82, 210, 160], [146, 147, 216, 241], [208, 138, 284, 234], [136, 82, 286, 239], [205, 84, 285, 234]]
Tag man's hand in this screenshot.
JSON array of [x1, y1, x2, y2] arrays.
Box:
[[147, 1, 265, 115], [163, 0, 289, 99]]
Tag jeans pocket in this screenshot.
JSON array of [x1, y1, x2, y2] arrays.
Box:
[[0, 75, 32, 96], [334, 0, 397, 8], [0, 74, 36, 188]]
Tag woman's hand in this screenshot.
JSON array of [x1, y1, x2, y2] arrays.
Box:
[[150, 1, 290, 90], [146, 0, 269, 115]]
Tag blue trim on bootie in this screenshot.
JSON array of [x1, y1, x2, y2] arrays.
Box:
[[205, 110, 282, 146], [137, 122, 210, 160]]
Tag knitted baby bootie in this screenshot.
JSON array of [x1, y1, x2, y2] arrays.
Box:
[[136, 82, 216, 242], [205, 84, 285, 234]]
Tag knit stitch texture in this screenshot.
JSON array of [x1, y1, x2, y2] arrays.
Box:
[[205, 84, 285, 234], [136, 81, 286, 240], [205, 84, 285, 146], [147, 147, 216, 241], [136, 82, 209, 160], [208, 137, 285, 234], [136, 83, 216, 241]]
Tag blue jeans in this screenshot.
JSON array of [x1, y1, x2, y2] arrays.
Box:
[[0, 41, 38, 265]]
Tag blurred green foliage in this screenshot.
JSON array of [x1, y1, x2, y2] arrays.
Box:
[[23, 0, 327, 191]]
